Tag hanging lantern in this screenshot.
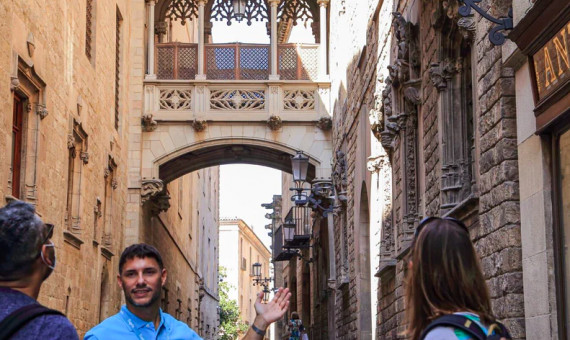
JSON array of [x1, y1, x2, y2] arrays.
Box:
[[283, 220, 296, 244], [263, 286, 271, 303], [232, 0, 247, 21], [291, 151, 309, 184], [252, 262, 262, 278]]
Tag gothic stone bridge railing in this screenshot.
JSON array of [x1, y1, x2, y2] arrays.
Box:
[[156, 42, 320, 81], [143, 79, 331, 122]]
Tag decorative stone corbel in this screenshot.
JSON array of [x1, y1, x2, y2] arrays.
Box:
[[104, 168, 110, 178], [404, 87, 421, 105], [142, 113, 158, 132], [148, 192, 171, 215], [10, 77, 20, 92], [380, 116, 400, 151], [67, 134, 76, 157], [80, 151, 89, 164], [457, 15, 476, 41], [111, 179, 118, 190], [367, 154, 388, 173], [36, 104, 48, 119], [141, 178, 164, 204], [192, 119, 207, 132], [316, 116, 332, 130], [267, 115, 282, 131], [429, 61, 455, 92]]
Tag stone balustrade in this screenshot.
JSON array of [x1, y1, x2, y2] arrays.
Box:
[[143, 79, 331, 122]]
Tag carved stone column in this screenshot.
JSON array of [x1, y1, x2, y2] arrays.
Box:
[[146, 0, 157, 80], [317, 0, 329, 79], [196, 0, 207, 80], [269, 0, 280, 80]]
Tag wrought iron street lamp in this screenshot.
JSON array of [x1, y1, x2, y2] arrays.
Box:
[[252, 262, 262, 278], [262, 285, 271, 303], [291, 151, 310, 205], [283, 219, 296, 244], [232, 0, 247, 21]]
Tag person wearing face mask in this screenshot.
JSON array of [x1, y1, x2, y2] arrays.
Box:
[[0, 201, 79, 340]]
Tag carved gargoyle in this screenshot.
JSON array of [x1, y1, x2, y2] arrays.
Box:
[[142, 114, 158, 132], [192, 119, 207, 132], [267, 115, 282, 131], [141, 178, 164, 204], [316, 116, 332, 131]]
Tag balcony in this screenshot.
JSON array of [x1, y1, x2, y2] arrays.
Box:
[[155, 42, 320, 81]]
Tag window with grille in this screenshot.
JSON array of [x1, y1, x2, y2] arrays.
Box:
[[115, 8, 122, 130], [86, 0, 95, 61]]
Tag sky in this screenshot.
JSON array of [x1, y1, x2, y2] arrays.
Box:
[[219, 164, 282, 250]]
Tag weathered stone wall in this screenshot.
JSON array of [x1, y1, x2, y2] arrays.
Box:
[[329, 0, 387, 338], [369, 0, 525, 338], [0, 0, 133, 336]]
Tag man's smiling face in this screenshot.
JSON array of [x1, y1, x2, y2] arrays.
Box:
[[118, 256, 166, 308]]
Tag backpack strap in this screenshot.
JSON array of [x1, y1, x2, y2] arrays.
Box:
[[419, 314, 487, 340], [0, 304, 64, 340]]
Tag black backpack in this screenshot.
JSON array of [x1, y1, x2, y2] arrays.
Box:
[[419, 314, 512, 340], [0, 304, 64, 340]]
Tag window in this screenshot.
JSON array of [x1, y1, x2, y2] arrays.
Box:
[[115, 8, 122, 129], [102, 156, 117, 248], [66, 121, 88, 235], [11, 94, 23, 198]]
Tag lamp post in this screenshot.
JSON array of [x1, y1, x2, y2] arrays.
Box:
[[290, 151, 310, 205], [232, 0, 246, 21]]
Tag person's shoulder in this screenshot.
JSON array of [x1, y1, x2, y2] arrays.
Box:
[[423, 326, 460, 340], [84, 313, 126, 339], [162, 312, 201, 338], [34, 313, 79, 340]]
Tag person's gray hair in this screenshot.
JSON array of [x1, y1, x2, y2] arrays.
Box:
[[0, 201, 44, 279]]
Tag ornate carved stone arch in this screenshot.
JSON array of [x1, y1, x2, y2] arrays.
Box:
[[429, 0, 477, 214]]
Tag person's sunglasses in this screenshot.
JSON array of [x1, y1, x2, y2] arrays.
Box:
[[41, 223, 54, 245], [414, 216, 469, 239]]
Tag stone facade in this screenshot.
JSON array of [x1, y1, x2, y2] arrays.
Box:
[[147, 167, 220, 339], [0, 0, 132, 336], [0, 1, 220, 338], [328, 0, 525, 338], [219, 218, 272, 337]]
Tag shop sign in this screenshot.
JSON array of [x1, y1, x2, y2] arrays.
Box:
[[533, 22, 570, 101]]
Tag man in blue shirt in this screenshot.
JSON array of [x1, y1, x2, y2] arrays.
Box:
[[0, 201, 79, 339], [86, 243, 290, 340]]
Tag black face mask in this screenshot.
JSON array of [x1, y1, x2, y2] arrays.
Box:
[[40, 241, 56, 280]]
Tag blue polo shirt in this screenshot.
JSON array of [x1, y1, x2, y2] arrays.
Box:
[[84, 305, 202, 340]]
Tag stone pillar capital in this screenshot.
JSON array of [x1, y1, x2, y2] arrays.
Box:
[[145, 0, 156, 5], [268, 0, 280, 6], [317, 0, 329, 7], [197, 0, 207, 6]]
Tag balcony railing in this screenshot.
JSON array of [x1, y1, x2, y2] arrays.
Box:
[[155, 42, 319, 81], [156, 43, 198, 80]]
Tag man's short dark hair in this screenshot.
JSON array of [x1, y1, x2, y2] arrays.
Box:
[[118, 243, 164, 274], [0, 201, 44, 279]]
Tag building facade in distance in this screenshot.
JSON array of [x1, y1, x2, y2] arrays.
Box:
[[219, 218, 271, 337]]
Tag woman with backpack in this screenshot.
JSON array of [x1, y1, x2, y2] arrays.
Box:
[[405, 217, 512, 340]]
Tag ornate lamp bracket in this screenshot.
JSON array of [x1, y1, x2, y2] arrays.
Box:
[[458, 0, 512, 46]]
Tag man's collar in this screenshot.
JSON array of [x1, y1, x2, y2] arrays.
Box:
[[121, 305, 167, 330]]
